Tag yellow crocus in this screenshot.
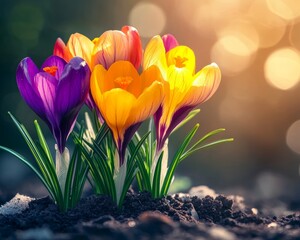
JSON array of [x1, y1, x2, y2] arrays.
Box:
[[90, 60, 164, 164], [143, 36, 221, 150]]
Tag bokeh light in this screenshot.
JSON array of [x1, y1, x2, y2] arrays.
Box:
[[248, 0, 286, 48], [264, 48, 300, 90], [210, 35, 255, 76], [129, 2, 166, 38], [286, 120, 300, 155], [266, 0, 300, 22], [289, 22, 300, 50]]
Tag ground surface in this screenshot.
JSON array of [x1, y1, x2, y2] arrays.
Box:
[[0, 188, 300, 240]]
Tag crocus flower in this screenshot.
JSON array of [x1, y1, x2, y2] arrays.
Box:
[[90, 61, 164, 164], [53, 33, 94, 68], [92, 26, 142, 70], [53, 26, 142, 111], [53, 26, 142, 70], [16, 56, 90, 153], [143, 35, 221, 151]]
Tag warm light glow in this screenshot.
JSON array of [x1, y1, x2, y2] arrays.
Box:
[[129, 3, 166, 38], [264, 48, 300, 90], [286, 120, 300, 154], [266, 0, 300, 21], [211, 35, 255, 76], [216, 20, 259, 56], [248, 0, 286, 48], [174, 0, 242, 35], [289, 22, 300, 50]]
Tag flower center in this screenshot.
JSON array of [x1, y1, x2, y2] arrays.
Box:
[[43, 66, 58, 77], [174, 56, 188, 68], [114, 76, 133, 89]]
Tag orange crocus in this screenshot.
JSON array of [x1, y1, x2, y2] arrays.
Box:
[[53, 26, 143, 111], [90, 61, 164, 164]]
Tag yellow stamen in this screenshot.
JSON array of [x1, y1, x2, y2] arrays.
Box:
[[114, 76, 133, 89], [43, 66, 58, 77], [92, 37, 99, 44], [174, 56, 188, 68]]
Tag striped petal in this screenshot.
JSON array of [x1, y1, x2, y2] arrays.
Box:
[[180, 63, 221, 107], [121, 26, 142, 69], [53, 38, 73, 62], [34, 72, 58, 126], [16, 57, 44, 118], [92, 31, 128, 69], [143, 36, 168, 78], [67, 33, 94, 68]]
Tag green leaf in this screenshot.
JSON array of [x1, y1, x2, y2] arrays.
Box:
[[118, 131, 151, 207], [160, 124, 199, 196], [72, 123, 117, 202], [172, 109, 200, 134], [188, 128, 226, 151], [34, 120, 54, 168], [7, 112, 64, 208], [129, 136, 151, 192], [180, 138, 234, 162], [152, 152, 163, 198], [0, 145, 55, 200]]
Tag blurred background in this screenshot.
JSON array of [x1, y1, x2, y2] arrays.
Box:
[[1, 0, 300, 201]]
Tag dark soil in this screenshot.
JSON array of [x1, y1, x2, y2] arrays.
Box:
[[0, 190, 300, 240]]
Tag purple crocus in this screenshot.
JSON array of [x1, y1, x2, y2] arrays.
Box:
[[16, 55, 90, 153]]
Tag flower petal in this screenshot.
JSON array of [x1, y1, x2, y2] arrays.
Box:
[[92, 31, 128, 69], [106, 61, 141, 97], [91, 64, 108, 102], [53, 38, 72, 62], [160, 65, 193, 128], [166, 46, 196, 74], [181, 63, 221, 107], [16, 57, 44, 118], [100, 89, 136, 144], [140, 65, 164, 89], [162, 34, 179, 52], [41, 55, 67, 80], [56, 57, 90, 117], [143, 35, 168, 78], [121, 26, 142, 69], [55, 57, 90, 152], [34, 72, 57, 125], [67, 33, 94, 68], [129, 81, 163, 126]]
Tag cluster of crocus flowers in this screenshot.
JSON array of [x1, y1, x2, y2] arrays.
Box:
[[1, 25, 229, 209], [53, 26, 142, 112]]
